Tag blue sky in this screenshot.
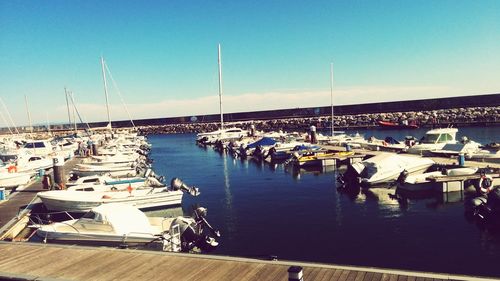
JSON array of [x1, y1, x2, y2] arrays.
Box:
[[1, 1, 499, 125]]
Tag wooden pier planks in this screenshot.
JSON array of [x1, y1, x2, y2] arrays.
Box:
[[0, 243, 496, 281]]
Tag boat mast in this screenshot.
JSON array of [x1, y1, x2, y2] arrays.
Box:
[[217, 44, 224, 131], [24, 95, 33, 134], [0, 97, 19, 135], [46, 112, 51, 135], [64, 87, 72, 131], [100, 56, 112, 130], [330, 62, 334, 136]]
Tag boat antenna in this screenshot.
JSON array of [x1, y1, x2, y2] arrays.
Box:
[[100, 56, 112, 130], [24, 95, 33, 134], [330, 62, 334, 137], [217, 43, 224, 131], [103, 62, 136, 129], [64, 87, 73, 131]]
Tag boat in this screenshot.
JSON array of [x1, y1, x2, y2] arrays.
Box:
[[71, 163, 138, 177], [397, 167, 479, 192], [37, 178, 199, 212], [429, 142, 482, 158], [195, 44, 249, 145], [23, 140, 54, 157], [0, 170, 32, 189], [34, 204, 220, 252], [406, 127, 459, 156], [293, 150, 355, 167], [378, 120, 419, 129], [357, 136, 408, 152], [66, 174, 161, 191], [342, 153, 435, 187]]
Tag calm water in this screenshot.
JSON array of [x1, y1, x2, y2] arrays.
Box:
[[148, 126, 500, 277]]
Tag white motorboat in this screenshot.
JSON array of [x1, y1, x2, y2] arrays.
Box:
[[87, 153, 140, 165], [37, 178, 199, 212], [23, 140, 54, 157], [15, 155, 53, 174], [196, 127, 249, 145], [357, 136, 408, 152], [406, 128, 459, 156], [0, 170, 31, 189], [35, 204, 220, 252], [66, 174, 152, 190], [71, 163, 137, 177], [345, 153, 435, 186]]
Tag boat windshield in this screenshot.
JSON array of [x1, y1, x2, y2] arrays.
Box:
[[421, 133, 454, 144]]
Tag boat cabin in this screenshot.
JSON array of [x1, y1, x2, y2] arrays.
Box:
[[419, 128, 458, 144], [23, 140, 53, 156]]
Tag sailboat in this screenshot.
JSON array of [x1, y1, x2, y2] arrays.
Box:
[[324, 63, 363, 146], [196, 44, 248, 145]]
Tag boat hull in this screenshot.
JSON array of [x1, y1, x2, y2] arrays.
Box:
[[38, 190, 184, 212]]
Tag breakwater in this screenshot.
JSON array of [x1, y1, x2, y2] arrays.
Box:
[[137, 105, 499, 135]]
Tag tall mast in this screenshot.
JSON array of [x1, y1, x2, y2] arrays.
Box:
[[24, 95, 33, 134], [46, 112, 51, 135], [330, 62, 334, 136], [64, 87, 72, 130], [71, 92, 77, 133], [217, 44, 224, 131], [0, 97, 19, 135], [101, 56, 111, 130]]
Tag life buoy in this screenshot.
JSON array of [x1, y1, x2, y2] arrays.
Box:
[[7, 166, 17, 173], [110, 186, 118, 191], [478, 175, 493, 194]]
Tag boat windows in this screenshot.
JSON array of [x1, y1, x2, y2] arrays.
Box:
[[438, 133, 453, 142], [82, 179, 99, 183], [420, 134, 440, 144], [75, 187, 95, 191], [25, 142, 46, 148], [81, 211, 97, 220]]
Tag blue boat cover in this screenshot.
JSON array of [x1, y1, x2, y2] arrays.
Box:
[[247, 137, 277, 148]]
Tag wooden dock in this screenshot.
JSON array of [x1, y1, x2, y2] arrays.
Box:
[[0, 242, 497, 281]]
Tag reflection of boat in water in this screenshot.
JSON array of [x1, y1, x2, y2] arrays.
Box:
[[34, 204, 220, 252]]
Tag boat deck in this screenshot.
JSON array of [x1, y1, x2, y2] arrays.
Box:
[[0, 242, 496, 281]]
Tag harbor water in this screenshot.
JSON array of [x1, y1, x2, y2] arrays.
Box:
[[149, 126, 500, 278]]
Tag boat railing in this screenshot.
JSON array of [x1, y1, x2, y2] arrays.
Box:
[[29, 210, 76, 227]]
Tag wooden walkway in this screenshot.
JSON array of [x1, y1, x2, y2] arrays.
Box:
[[0, 242, 497, 281]]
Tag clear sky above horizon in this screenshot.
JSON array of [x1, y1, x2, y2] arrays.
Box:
[[1, 0, 499, 126]]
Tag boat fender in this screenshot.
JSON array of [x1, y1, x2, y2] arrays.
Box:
[[478, 175, 493, 194]]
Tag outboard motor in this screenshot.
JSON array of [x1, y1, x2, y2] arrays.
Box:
[[171, 207, 220, 252], [145, 177, 165, 187], [171, 178, 200, 196]]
